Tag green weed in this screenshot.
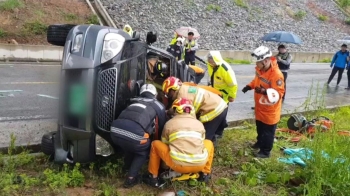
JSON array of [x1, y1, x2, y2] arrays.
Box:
[[318, 14, 329, 21], [86, 14, 100, 25], [23, 21, 48, 35], [206, 4, 221, 12], [233, 0, 248, 8], [294, 10, 307, 20], [225, 21, 234, 27], [43, 163, 85, 192], [0, 0, 23, 11], [345, 18, 350, 25], [64, 13, 78, 21], [317, 58, 332, 63], [338, 0, 350, 8], [0, 28, 7, 38]]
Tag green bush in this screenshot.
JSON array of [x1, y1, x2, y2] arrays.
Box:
[[318, 14, 329, 21], [206, 4, 221, 12], [0, 0, 23, 11], [294, 10, 307, 20], [317, 58, 332, 63], [224, 58, 251, 64]]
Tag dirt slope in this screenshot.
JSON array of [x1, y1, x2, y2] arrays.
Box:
[[0, 0, 97, 45]]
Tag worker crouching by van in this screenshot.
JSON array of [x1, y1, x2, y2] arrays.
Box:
[[162, 76, 228, 146], [143, 98, 214, 187], [241, 46, 285, 158], [110, 84, 166, 188]]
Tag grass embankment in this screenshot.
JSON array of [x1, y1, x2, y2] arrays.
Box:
[[1, 97, 350, 195], [224, 58, 251, 65], [0, 0, 99, 45]]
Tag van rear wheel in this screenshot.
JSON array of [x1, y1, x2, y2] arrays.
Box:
[[47, 24, 76, 46], [41, 131, 56, 157]]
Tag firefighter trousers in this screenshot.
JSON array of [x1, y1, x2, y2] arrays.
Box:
[[256, 120, 277, 155], [203, 107, 228, 142], [148, 140, 214, 176]]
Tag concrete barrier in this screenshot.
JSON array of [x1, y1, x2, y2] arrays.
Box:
[[0, 44, 334, 63]]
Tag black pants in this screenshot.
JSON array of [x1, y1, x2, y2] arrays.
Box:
[[203, 107, 228, 142], [327, 67, 344, 85], [281, 72, 287, 100], [347, 69, 350, 87], [110, 121, 151, 178], [256, 120, 277, 155], [184, 53, 195, 65]]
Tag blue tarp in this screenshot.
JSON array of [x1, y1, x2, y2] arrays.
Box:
[[278, 148, 346, 167]]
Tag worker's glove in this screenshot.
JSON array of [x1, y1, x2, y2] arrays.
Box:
[[255, 85, 267, 95], [242, 85, 252, 93]]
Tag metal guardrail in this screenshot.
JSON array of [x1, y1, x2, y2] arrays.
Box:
[[85, 0, 117, 27]]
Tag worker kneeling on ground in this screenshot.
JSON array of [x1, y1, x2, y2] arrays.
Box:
[[143, 98, 214, 188], [241, 46, 285, 158], [110, 84, 166, 188], [162, 76, 228, 145]]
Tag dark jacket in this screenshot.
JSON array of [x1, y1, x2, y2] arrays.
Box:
[[276, 52, 292, 71]]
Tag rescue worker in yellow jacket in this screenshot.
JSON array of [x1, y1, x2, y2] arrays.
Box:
[[123, 24, 133, 37], [207, 51, 238, 139], [162, 76, 228, 145], [183, 32, 199, 65], [143, 98, 214, 187]]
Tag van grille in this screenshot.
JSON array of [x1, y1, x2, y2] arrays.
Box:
[[96, 68, 117, 132]]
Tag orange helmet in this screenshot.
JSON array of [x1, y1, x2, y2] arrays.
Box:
[[162, 76, 182, 95], [172, 98, 194, 114]]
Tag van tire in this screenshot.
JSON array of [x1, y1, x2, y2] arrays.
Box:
[[41, 131, 56, 156], [47, 24, 76, 46]]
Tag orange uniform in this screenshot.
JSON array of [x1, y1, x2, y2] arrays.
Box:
[[248, 58, 285, 125]]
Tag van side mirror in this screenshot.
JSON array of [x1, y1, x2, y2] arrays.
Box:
[[132, 31, 140, 40], [146, 31, 157, 45]]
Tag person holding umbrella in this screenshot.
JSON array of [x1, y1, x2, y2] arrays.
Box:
[[183, 32, 199, 65], [241, 46, 285, 158], [327, 44, 349, 86], [275, 44, 292, 102]]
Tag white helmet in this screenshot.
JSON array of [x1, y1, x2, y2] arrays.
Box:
[[140, 84, 158, 96], [251, 46, 272, 62]]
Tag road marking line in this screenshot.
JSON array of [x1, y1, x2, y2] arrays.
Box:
[[37, 94, 59, 99], [0, 82, 58, 84], [0, 90, 23, 93]]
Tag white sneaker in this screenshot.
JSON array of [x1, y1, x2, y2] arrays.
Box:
[[160, 170, 181, 179]]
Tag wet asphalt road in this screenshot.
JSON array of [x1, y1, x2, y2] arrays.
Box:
[[0, 62, 350, 147]]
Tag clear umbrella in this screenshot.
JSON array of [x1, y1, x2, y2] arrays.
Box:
[[175, 27, 200, 39]]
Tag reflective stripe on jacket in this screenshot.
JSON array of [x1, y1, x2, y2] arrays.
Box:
[[175, 84, 227, 123], [247, 58, 285, 125], [161, 114, 208, 166], [207, 51, 238, 102]]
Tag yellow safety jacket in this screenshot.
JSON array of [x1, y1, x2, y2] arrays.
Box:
[[207, 51, 238, 103], [175, 85, 227, 123], [161, 113, 208, 166], [123, 25, 133, 37]]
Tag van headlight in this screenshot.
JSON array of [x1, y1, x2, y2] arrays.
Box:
[[96, 135, 114, 157], [101, 33, 125, 64]]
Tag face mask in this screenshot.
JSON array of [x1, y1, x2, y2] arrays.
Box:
[[177, 43, 181, 46]]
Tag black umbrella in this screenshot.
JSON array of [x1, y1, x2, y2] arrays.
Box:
[[260, 31, 302, 44]]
